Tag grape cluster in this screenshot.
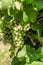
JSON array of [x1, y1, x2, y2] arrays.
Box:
[[1, 16, 30, 56], [13, 25, 24, 48], [12, 23, 30, 50], [2, 18, 24, 48]]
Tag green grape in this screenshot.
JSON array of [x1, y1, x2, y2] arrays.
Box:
[[2, 17, 13, 43], [13, 25, 24, 48]]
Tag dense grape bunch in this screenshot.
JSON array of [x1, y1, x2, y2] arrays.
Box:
[[1, 13, 30, 45], [1, 17, 24, 49], [13, 24, 24, 48]]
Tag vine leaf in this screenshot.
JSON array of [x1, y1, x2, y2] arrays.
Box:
[[34, 0, 43, 10]]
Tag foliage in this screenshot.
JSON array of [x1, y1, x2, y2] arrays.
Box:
[[0, 0, 43, 65]]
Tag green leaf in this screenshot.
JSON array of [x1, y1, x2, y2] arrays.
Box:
[[34, 0, 43, 10], [9, 7, 18, 17], [25, 0, 34, 4], [40, 46, 43, 62], [26, 45, 39, 63], [11, 56, 26, 65], [31, 23, 41, 31], [29, 61, 43, 65], [16, 11, 23, 23], [23, 11, 29, 23], [11, 57, 20, 65], [17, 45, 39, 63], [24, 4, 38, 22], [0, 20, 2, 28], [17, 46, 26, 57]]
